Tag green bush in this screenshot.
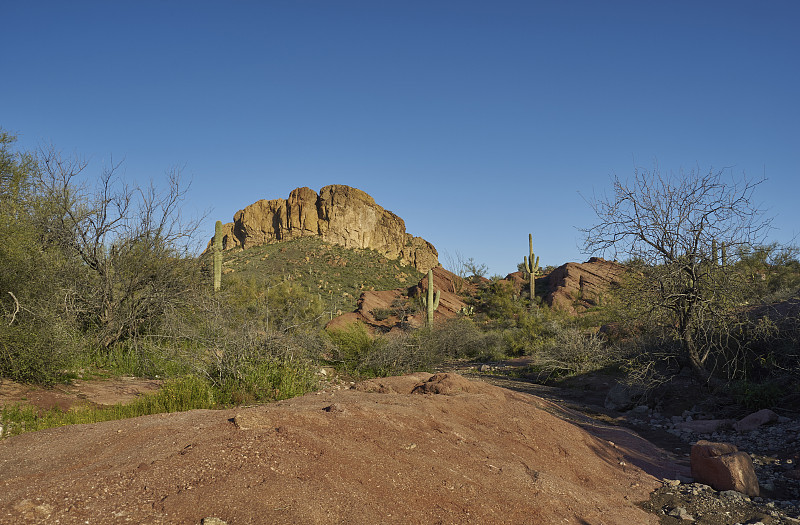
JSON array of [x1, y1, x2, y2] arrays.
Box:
[[731, 379, 786, 411], [0, 323, 76, 385], [529, 325, 615, 380], [326, 322, 387, 377]]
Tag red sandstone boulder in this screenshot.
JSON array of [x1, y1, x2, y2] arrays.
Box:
[[690, 440, 760, 497]]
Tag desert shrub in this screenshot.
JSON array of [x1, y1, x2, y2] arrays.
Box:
[[326, 322, 388, 377], [428, 317, 504, 361], [0, 322, 79, 385], [531, 326, 615, 380], [201, 329, 320, 404], [730, 379, 786, 411], [327, 318, 507, 378], [362, 328, 436, 376], [370, 307, 393, 321]]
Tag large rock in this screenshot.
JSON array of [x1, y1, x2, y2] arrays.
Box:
[[544, 257, 626, 314], [210, 185, 439, 273], [690, 440, 760, 497]]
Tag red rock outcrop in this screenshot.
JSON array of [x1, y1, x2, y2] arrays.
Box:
[[210, 185, 439, 273], [327, 267, 468, 333], [544, 257, 626, 314]]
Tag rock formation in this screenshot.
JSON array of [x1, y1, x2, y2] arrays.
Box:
[[326, 266, 469, 333], [544, 257, 626, 314], [211, 185, 439, 273]]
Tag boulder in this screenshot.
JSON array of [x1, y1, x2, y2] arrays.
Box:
[[690, 440, 760, 497], [733, 408, 779, 433], [209, 185, 439, 273], [544, 257, 626, 314]]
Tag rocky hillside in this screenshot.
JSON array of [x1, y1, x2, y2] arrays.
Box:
[[212, 185, 439, 273]]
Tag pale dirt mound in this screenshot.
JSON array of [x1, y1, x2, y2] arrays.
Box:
[[0, 373, 683, 524]]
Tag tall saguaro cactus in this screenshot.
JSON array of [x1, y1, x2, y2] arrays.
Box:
[[213, 220, 223, 292], [421, 269, 440, 327], [523, 233, 539, 304]]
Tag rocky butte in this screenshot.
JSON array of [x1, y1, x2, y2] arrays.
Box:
[[211, 185, 439, 273]]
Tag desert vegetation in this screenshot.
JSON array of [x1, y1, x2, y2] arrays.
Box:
[[1, 129, 798, 439]]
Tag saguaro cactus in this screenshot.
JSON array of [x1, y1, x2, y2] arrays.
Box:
[[421, 268, 440, 327], [213, 220, 223, 292], [523, 233, 539, 304]]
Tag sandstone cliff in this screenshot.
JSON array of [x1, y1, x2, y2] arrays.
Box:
[[211, 185, 439, 273]]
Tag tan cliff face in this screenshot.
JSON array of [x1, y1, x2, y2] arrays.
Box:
[[210, 185, 439, 273]]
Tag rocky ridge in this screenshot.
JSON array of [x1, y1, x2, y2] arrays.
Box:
[[211, 185, 439, 273], [543, 256, 626, 314]]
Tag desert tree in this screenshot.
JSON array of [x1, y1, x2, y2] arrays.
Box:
[[582, 164, 772, 379], [36, 146, 204, 348]]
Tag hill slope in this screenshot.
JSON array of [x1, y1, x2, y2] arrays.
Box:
[[214, 236, 424, 315]]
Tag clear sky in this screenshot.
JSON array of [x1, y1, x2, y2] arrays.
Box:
[[3, 1, 798, 276]]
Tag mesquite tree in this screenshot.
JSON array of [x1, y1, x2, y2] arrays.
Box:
[[36, 146, 203, 348], [582, 165, 771, 379]]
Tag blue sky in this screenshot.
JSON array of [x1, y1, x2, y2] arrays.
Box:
[[3, 1, 798, 275]]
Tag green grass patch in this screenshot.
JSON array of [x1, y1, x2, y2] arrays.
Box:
[[0, 376, 214, 438]]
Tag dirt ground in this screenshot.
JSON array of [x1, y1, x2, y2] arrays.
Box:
[[0, 376, 163, 412], [0, 372, 686, 524]]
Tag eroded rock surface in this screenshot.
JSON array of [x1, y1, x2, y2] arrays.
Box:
[[0, 373, 669, 524]]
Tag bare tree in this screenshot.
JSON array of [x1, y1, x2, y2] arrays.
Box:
[[37, 147, 203, 348], [582, 165, 772, 379]]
